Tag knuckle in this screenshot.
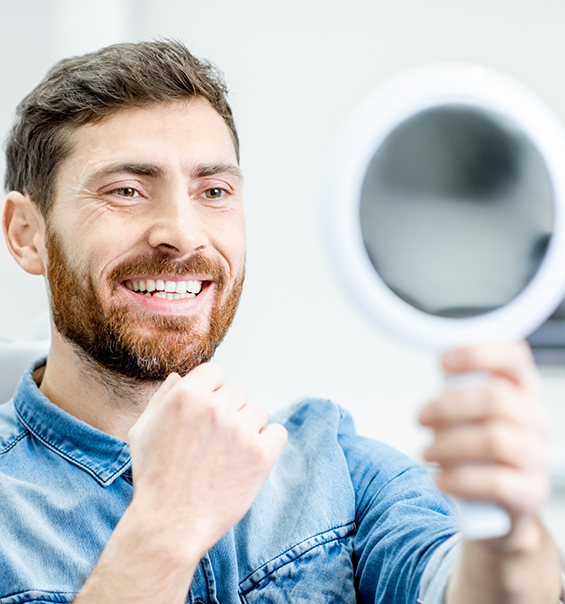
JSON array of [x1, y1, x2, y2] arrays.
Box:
[[489, 471, 510, 503], [170, 386, 196, 410], [483, 423, 507, 460], [169, 386, 212, 423], [251, 404, 268, 424], [465, 346, 483, 367], [277, 424, 289, 443], [521, 436, 547, 471], [429, 395, 458, 424], [484, 381, 507, 411], [207, 361, 224, 378], [267, 423, 288, 450], [230, 384, 247, 404], [208, 399, 230, 427], [484, 380, 521, 419], [191, 361, 225, 383], [435, 469, 455, 493]]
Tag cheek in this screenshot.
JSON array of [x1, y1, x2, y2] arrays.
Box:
[[54, 221, 132, 279], [219, 218, 246, 274], [50, 193, 137, 263]]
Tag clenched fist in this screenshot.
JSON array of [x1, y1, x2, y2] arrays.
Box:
[[128, 363, 288, 561]]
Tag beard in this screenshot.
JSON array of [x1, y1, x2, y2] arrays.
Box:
[[45, 225, 244, 381]]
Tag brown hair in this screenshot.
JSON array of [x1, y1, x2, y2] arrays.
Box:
[[4, 39, 239, 217]]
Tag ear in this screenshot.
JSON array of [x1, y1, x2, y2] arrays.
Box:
[[3, 192, 47, 276]]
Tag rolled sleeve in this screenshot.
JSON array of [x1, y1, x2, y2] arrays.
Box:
[[417, 533, 462, 604]]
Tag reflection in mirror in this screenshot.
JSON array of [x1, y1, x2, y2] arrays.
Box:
[[360, 106, 554, 318]]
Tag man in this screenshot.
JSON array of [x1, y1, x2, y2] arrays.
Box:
[[0, 40, 562, 603]]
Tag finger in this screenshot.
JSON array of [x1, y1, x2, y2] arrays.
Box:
[[182, 362, 225, 392], [435, 465, 550, 515], [259, 423, 288, 464], [212, 383, 248, 411], [238, 403, 269, 432], [423, 422, 546, 470], [419, 379, 547, 435], [441, 341, 539, 392]]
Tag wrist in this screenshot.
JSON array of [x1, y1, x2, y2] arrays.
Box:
[[74, 499, 202, 604], [482, 514, 543, 557], [126, 493, 207, 567], [448, 516, 562, 604]]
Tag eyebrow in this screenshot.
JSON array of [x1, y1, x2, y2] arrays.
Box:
[[88, 162, 243, 183], [193, 163, 243, 181], [89, 162, 165, 181]]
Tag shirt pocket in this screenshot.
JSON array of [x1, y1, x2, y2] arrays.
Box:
[[239, 523, 357, 604], [0, 591, 77, 604]]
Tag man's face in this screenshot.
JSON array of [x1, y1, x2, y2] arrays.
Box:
[[44, 98, 245, 380]]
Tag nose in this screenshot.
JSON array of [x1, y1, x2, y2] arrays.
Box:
[[146, 187, 210, 256]]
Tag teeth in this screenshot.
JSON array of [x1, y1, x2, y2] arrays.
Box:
[[125, 278, 204, 299], [187, 280, 202, 294]]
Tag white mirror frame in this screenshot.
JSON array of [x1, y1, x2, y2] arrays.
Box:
[[325, 64, 565, 350]]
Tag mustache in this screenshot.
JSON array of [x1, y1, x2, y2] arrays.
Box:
[[108, 251, 228, 287]]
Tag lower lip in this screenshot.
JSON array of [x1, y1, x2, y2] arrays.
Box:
[[119, 283, 212, 316]]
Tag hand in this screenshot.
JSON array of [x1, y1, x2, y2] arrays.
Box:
[[127, 363, 288, 560], [419, 341, 549, 528]]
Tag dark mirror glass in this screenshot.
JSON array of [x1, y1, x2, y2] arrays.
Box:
[[360, 106, 554, 318]]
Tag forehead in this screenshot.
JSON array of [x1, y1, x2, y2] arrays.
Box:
[[58, 98, 238, 182]]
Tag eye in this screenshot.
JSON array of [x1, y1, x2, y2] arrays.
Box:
[[114, 187, 139, 197], [203, 187, 226, 199]]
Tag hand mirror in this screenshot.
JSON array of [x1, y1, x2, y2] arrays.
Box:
[[325, 64, 565, 539]]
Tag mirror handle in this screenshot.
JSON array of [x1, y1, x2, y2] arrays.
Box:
[[445, 371, 512, 540]]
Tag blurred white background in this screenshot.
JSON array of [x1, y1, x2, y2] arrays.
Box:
[[1, 0, 565, 545]]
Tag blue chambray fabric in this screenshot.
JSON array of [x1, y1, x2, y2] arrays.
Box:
[[0, 358, 465, 603]]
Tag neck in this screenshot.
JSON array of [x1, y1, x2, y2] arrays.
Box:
[[39, 326, 161, 441]]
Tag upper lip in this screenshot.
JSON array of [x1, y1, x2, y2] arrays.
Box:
[[123, 275, 208, 282]]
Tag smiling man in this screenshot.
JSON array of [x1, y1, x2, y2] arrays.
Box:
[[1, 41, 563, 604], [33, 98, 246, 433], [46, 100, 245, 383]]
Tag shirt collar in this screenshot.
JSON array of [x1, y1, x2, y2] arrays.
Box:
[[13, 358, 131, 487]]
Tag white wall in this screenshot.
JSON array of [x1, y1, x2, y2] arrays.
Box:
[[1, 0, 565, 479], [0, 0, 139, 345]]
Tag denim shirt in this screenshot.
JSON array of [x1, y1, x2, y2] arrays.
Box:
[[0, 359, 464, 603]]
